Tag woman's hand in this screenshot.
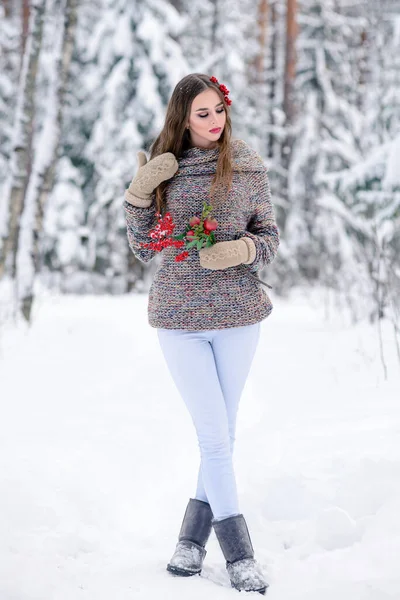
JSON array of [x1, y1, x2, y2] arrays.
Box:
[[199, 238, 256, 270], [124, 151, 179, 208]]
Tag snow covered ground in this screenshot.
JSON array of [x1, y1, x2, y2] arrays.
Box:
[[0, 288, 399, 599]]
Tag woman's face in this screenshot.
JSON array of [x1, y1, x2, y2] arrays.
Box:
[[186, 88, 227, 149]]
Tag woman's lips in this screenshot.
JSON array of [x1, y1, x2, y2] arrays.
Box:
[[209, 127, 222, 133]]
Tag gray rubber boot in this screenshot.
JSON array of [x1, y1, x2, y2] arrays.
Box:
[[167, 498, 213, 576], [212, 514, 269, 594]]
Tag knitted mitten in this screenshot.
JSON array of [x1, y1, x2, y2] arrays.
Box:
[[124, 151, 179, 208], [199, 238, 256, 270]]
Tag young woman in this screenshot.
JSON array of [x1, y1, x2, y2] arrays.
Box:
[[123, 73, 280, 595]]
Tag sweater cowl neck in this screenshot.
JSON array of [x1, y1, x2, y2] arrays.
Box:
[[175, 138, 266, 177], [181, 144, 219, 158]]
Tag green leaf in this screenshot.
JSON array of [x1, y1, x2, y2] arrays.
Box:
[[186, 240, 198, 248], [196, 240, 203, 250]]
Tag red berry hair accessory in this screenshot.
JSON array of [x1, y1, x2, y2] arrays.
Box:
[[209, 76, 232, 106]]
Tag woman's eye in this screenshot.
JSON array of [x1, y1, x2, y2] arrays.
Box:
[[198, 108, 225, 118]]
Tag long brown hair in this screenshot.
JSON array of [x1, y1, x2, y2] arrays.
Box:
[[149, 73, 234, 215]]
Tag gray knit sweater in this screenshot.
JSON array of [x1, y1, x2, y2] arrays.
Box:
[[123, 139, 280, 330]]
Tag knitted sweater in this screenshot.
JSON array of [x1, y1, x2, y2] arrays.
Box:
[[123, 138, 280, 330]]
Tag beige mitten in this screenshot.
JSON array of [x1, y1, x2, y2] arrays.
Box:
[[124, 151, 179, 207], [199, 238, 256, 270]]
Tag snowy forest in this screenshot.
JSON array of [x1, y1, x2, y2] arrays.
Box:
[[2, 2, 400, 597], [0, 0, 399, 327]]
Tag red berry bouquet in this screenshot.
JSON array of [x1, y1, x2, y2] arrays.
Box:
[[140, 203, 273, 288], [141, 202, 218, 262]]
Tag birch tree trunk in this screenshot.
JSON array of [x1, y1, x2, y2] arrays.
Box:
[[0, 1, 20, 252], [0, 0, 46, 281], [16, 0, 78, 321]]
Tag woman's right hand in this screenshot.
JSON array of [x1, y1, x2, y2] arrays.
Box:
[[125, 151, 179, 207]]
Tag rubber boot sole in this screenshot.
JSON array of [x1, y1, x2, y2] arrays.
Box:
[[166, 563, 201, 576]]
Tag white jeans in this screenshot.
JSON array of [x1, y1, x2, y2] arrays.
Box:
[[157, 322, 261, 520]]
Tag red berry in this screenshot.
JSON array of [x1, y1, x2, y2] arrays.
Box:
[[186, 230, 195, 239], [203, 217, 218, 231], [189, 216, 201, 227]]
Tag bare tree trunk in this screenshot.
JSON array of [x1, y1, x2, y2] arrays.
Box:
[[2, 0, 11, 17], [357, 29, 368, 110], [280, 0, 298, 232], [22, 0, 30, 56], [282, 0, 297, 150], [0, 0, 46, 281], [210, 0, 219, 52], [268, 0, 277, 158], [17, 0, 78, 321], [252, 0, 269, 82]]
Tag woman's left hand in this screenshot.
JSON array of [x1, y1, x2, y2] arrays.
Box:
[[199, 238, 256, 270]]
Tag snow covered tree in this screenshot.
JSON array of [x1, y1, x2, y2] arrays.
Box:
[[177, 0, 269, 154], [327, 6, 400, 324], [42, 0, 189, 293], [0, 0, 46, 281], [0, 2, 20, 203], [15, 0, 78, 321], [283, 0, 368, 291]]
